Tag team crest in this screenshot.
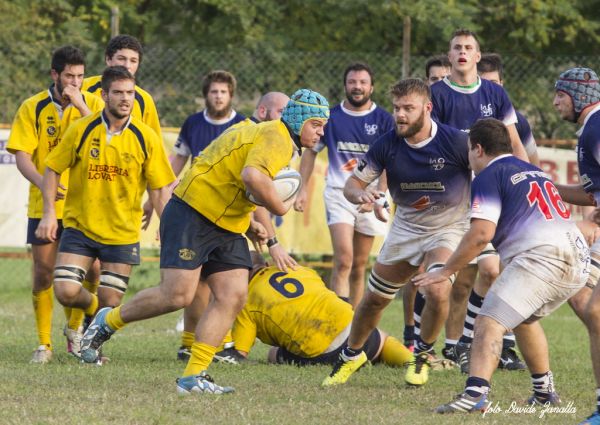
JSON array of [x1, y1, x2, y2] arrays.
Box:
[[121, 152, 132, 163], [480, 103, 493, 117], [179, 248, 196, 261], [364, 123, 378, 136], [90, 148, 99, 159], [47, 126, 56, 136], [429, 157, 445, 171]]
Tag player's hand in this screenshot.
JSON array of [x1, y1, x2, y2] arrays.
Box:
[[268, 243, 297, 272], [246, 220, 268, 252], [576, 218, 600, 246], [412, 268, 452, 287], [142, 199, 154, 230], [62, 85, 85, 109], [357, 202, 374, 213], [55, 183, 67, 201], [293, 188, 308, 212], [374, 201, 390, 223], [35, 215, 58, 242]]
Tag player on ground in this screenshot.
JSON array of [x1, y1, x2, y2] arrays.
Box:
[[79, 89, 330, 395], [295, 62, 395, 307], [230, 253, 413, 368], [35, 66, 175, 358], [322, 78, 472, 388], [413, 118, 589, 414], [7, 45, 103, 363], [176, 92, 291, 364], [551, 67, 600, 425], [431, 29, 528, 371]]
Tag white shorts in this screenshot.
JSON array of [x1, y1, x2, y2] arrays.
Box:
[[480, 244, 589, 330], [324, 186, 388, 237], [377, 217, 468, 267]]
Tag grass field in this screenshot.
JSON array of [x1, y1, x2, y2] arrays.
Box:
[[0, 256, 596, 425]]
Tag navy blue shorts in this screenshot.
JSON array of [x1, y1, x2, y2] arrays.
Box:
[[27, 218, 64, 245], [58, 228, 140, 265], [275, 328, 382, 366], [159, 197, 252, 274]]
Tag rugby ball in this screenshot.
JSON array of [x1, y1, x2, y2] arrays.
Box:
[[246, 169, 302, 206]]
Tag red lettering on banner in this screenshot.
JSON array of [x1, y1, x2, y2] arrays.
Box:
[[567, 161, 580, 184], [539, 160, 558, 182]]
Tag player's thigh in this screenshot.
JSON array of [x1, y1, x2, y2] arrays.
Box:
[[159, 267, 202, 305], [53, 252, 95, 297], [328, 223, 355, 260], [352, 231, 375, 267], [206, 268, 249, 307], [31, 241, 60, 287]]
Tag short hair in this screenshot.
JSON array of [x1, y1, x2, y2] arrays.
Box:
[[105, 35, 143, 63], [469, 118, 512, 156], [343, 62, 374, 86], [450, 28, 481, 51], [425, 55, 451, 78], [101, 65, 136, 92], [478, 53, 503, 81], [202, 70, 237, 98], [51, 46, 86, 74], [390, 78, 431, 101]]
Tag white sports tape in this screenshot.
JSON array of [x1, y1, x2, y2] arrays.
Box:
[[54, 265, 86, 285], [99, 270, 130, 294], [368, 270, 403, 299], [426, 263, 456, 285]]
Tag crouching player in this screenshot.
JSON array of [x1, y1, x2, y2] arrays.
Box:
[[228, 253, 413, 368], [413, 118, 589, 413]]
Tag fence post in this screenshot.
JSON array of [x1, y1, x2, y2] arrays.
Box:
[[111, 6, 120, 38], [402, 16, 411, 79]]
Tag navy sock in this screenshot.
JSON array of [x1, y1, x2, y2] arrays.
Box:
[[403, 325, 415, 346], [459, 289, 485, 345], [414, 336, 434, 354], [465, 376, 490, 397]]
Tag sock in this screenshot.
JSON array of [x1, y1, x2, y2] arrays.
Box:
[[502, 332, 516, 349], [69, 279, 99, 330], [68, 308, 85, 330], [413, 292, 426, 338], [181, 331, 195, 349], [465, 376, 490, 397], [444, 339, 458, 352], [84, 293, 99, 317], [459, 289, 484, 345], [531, 371, 555, 399], [341, 345, 363, 360], [403, 325, 415, 346], [217, 329, 234, 351], [63, 306, 72, 321], [596, 388, 600, 413], [105, 305, 126, 331], [83, 279, 100, 295], [380, 336, 413, 367], [32, 287, 54, 350], [414, 336, 434, 355], [183, 342, 218, 377]]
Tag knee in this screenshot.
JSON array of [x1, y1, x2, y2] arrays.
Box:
[[585, 300, 600, 331], [422, 285, 450, 307], [163, 287, 195, 311], [477, 265, 499, 287], [33, 262, 54, 288], [53, 282, 80, 306], [334, 250, 353, 271]]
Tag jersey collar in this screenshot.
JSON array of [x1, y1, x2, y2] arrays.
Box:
[[404, 120, 438, 149], [203, 109, 237, 125], [340, 101, 376, 117], [486, 153, 513, 167], [443, 75, 482, 94], [576, 103, 600, 137], [101, 110, 132, 136]]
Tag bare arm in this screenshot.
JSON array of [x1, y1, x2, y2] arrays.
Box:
[[252, 206, 297, 271], [555, 183, 596, 206], [34, 168, 61, 242], [242, 166, 292, 216], [507, 124, 529, 162], [412, 219, 496, 287], [148, 186, 172, 219], [294, 149, 317, 212], [15, 151, 43, 189], [170, 153, 190, 177]]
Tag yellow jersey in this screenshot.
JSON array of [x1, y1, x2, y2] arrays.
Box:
[[7, 87, 104, 219], [174, 119, 298, 234], [232, 266, 353, 357], [82, 75, 163, 141], [45, 111, 175, 245]]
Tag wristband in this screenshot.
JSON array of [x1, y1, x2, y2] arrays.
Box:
[[267, 236, 279, 248]]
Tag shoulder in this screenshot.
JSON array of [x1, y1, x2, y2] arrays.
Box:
[[82, 75, 102, 93]]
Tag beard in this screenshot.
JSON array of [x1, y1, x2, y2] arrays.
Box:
[[108, 102, 131, 119], [206, 99, 232, 120], [345, 89, 371, 108], [396, 110, 425, 138]]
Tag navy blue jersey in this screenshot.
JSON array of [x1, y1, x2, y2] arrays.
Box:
[[576, 106, 600, 205], [315, 103, 395, 188], [174, 110, 246, 157], [431, 77, 517, 131], [354, 121, 471, 232], [515, 110, 537, 157], [471, 155, 579, 262]]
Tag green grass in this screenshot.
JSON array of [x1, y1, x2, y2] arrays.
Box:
[[0, 257, 596, 424]]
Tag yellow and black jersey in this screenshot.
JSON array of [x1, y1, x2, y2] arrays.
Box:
[[7, 86, 104, 218], [45, 110, 175, 245], [174, 119, 297, 234], [232, 266, 353, 357], [82, 75, 162, 141]]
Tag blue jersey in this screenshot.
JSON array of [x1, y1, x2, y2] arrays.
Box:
[[471, 155, 580, 263], [515, 110, 537, 157], [431, 77, 517, 131], [576, 105, 600, 205], [354, 121, 471, 232], [315, 102, 395, 188], [174, 110, 246, 157]]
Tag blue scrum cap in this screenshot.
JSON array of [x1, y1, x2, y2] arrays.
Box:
[[281, 89, 329, 135], [555, 67, 600, 120]]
